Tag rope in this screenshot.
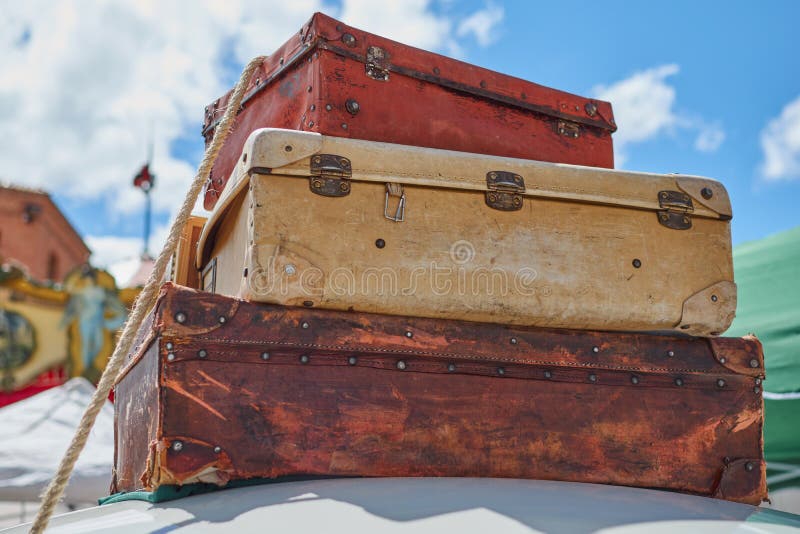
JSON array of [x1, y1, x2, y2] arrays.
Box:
[[29, 55, 265, 534]]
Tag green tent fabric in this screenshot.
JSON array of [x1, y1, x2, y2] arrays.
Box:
[[727, 225, 800, 488]]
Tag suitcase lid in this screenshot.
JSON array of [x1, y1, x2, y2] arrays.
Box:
[[198, 128, 732, 269], [202, 12, 617, 138]]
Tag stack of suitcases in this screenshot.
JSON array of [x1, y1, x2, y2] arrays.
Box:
[[113, 13, 767, 505]]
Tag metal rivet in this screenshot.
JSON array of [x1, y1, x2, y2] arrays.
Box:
[[585, 102, 597, 116], [348, 356, 357, 365], [285, 264, 297, 275], [325, 104, 333, 111], [345, 99, 360, 115], [510, 337, 518, 345], [433, 67, 440, 75], [279, 57, 284, 65], [375, 238, 386, 249], [589, 373, 598, 382], [307, 85, 312, 92], [701, 187, 713, 199], [341, 123, 348, 130], [175, 312, 187, 324], [719, 357, 727, 364], [301, 322, 310, 329], [632, 259, 641, 268], [260, 352, 270, 361], [300, 355, 310, 364], [755, 378, 762, 385], [717, 379, 726, 388], [745, 462, 754, 472], [397, 360, 407, 370], [711, 294, 718, 302], [198, 349, 208, 359], [167, 353, 175, 362], [214, 446, 222, 454], [242, 152, 247, 163], [592, 346, 599, 353], [497, 367, 506, 376], [303, 301, 313, 307], [218, 316, 226, 324], [172, 441, 183, 452], [724, 456, 731, 465], [165, 342, 174, 350], [447, 363, 456, 372], [308, 121, 315, 127], [310, 104, 316, 111], [749, 359, 759, 368], [405, 331, 413, 338], [631, 376, 640, 385], [284, 145, 293, 152], [480, 80, 487, 88], [680, 325, 691, 330], [667, 350, 675, 357], [342, 33, 356, 47], [754, 386, 761, 394], [675, 377, 684, 386], [544, 370, 552, 379]]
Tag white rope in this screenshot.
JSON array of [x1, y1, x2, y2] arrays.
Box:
[[29, 55, 265, 534]]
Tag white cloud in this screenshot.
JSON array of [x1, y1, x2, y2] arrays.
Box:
[[86, 224, 169, 284], [593, 64, 725, 165], [456, 4, 504, 47], [760, 95, 800, 181], [0, 0, 501, 237], [694, 123, 726, 153]]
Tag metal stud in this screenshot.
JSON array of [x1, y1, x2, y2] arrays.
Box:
[[631, 376, 640, 385], [701, 187, 714, 199], [667, 350, 675, 357], [719, 357, 727, 364], [175, 312, 187, 324], [345, 99, 360, 115], [632, 259, 642, 268], [405, 331, 413, 338], [675, 377, 684, 387], [214, 446, 222, 454], [447, 363, 456, 373], [717, 379, 726, 388], [325, 104, 333, 111], [749, 359, 759, 368], [745, 462, 754, 472], [497, 367, 506, 376], [198, 349, 208, 359], [260, 352, 270, 361], [755, 378, 762, 385], [300, 355, 310, 364], [754, 386, 761, 394], [342, 33, 356, 47], [711, 294, 718, 302], [592, 346, 599, 354], [218, 316, 227, 324], [544, 370, 552, 379], [165, 342, 174, 351], [396, 360, 407, 370], [510, 337, 518, 345], [301, 322, 310, 329], [348, 356, 357, 365], [588, 373, 597, 383], [167, 353, 175, 362], [172, 441, 183, 452], [285, 264, 297, 275]]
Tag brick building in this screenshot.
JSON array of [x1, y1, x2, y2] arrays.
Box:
[[0, 184, 90, 282]]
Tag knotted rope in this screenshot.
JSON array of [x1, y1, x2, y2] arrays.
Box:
[[30, 55, 265, 534]]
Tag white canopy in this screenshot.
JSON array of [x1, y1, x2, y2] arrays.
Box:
[[0, 378, 113, 503]]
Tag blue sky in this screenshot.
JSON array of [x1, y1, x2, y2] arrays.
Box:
[[3, 1, 799, 278]]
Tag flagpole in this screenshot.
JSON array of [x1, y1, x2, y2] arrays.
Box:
[[143, 187, 151, 257]]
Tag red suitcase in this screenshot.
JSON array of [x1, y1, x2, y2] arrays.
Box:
[[201, 12, 616, 210], [113, 284, 766, 505]]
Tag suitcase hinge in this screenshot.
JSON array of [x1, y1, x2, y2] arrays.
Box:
[[556, 120, 581, 138], [486, 171, 525, 211], [657, 190, 694, 230], [310, 154, 352, 197], [365, 46, 390, 81]]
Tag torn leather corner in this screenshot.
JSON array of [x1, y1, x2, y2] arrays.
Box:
[[675, 281, 737, 337], [148, 436, 234, 489], [712, 458, 767, 505]]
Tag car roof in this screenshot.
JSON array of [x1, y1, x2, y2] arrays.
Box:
[[6, 478, 800, 533]]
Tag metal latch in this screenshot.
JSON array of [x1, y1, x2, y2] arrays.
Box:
[[310, 154, 352, 197], [556, 120, 580, 139], [485, 171, 525, 211], [365, 46, 390, 81], [384, 183, 405, 222], [657, 190, 694, 230]]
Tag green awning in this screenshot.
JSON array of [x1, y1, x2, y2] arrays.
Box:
[[727, 226, 800, 487]]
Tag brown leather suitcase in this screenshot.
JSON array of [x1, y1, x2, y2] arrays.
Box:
[[197, 129, 735, 337], [200, 12, 616, 210], [112, 284, 766, 504]]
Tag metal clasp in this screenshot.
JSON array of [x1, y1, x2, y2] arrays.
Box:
[[384, 183, 405, 222], [485, 171, 525, 211], [657, 190, 694, 230]]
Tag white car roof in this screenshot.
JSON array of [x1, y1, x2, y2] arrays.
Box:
[[5, 478, 800, 533]]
